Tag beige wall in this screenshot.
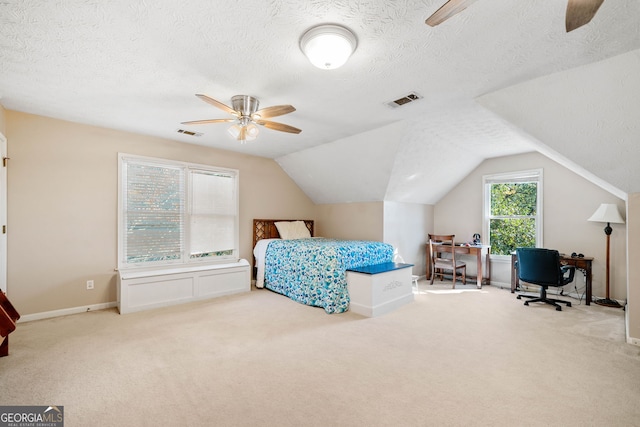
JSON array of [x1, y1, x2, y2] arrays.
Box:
[[6, 110, 315, 315], [627, 193, 640, 344], [315, 202, 383, 241], [316, 201, 434, 276], [435, 152, 627, 300], [383, 201, 433, 276]]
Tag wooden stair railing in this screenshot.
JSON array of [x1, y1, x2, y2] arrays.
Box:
[[0, 291, 20, 357]]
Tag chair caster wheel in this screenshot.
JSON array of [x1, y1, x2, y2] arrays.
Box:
[[566, 302, 572, 307], [556, 306, 562, 311], [524, 301, 529, 306], [517, 295, 522, 300]]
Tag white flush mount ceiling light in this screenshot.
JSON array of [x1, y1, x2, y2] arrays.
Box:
[[300, 24, 357, 70]]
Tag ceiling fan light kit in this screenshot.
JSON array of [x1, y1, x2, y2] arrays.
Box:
[[228, 123, 259, 143], [182, 94, 301, 143], [229, 95, 260, 142], [300, 24, 357, 70]]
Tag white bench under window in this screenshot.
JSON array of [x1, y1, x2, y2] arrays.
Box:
[[117, 260, 250, 314]]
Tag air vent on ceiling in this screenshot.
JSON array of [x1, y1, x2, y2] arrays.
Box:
[[386, 92, 423, 108], [176, 129, 203, 137]]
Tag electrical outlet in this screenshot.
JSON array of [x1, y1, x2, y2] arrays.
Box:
[[86, 280, 94, 290]]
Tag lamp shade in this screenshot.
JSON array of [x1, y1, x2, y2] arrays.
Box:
[[228, 123, 259, 142], [588, 203, 625, 224], [300, 24, 357, 70]]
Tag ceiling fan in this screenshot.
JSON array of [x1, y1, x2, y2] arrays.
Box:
[[425, 0, 605, 32], [182, 94, 301, 142]]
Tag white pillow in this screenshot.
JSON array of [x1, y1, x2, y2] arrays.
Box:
[[275, 221, 311, 240]]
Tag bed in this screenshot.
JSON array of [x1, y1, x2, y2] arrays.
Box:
[[252, 219, 394, 314]]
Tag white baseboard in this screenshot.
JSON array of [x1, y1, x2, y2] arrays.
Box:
[[516, 284, 629, 307], [489, 281, 511, 289], [17, 301, 117, 323], [627, 337, 640, 346]]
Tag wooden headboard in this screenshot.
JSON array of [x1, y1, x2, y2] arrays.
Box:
[[252, 219, 314, 279], [252, 219, 314, 249]]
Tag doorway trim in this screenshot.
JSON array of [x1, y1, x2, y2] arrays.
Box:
[[0, 132, 7, 293]]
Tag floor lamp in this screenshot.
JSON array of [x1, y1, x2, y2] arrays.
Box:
[[588, 203, 625, 308]]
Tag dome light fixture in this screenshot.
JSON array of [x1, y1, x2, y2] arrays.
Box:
[[300, 24, 357, 70]]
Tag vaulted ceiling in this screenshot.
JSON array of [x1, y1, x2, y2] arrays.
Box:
[[1, 1, 638, 204]]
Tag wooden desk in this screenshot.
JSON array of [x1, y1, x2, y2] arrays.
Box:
[[510, 253, 593, 305], [426, 244, 491, 289]]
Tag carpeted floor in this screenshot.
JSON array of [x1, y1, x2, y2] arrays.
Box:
[[1, 280, 638, 426]]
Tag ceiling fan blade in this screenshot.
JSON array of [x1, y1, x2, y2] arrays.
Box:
[[256, 120, 302, 134], [195, 94, 238, 116], [181, 118, 235, 125], [566, 0, 604, 32], [425, 0, 479, 27], [253, 105, 296, 119]]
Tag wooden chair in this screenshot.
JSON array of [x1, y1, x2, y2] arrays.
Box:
[[428, 234, 466, 288]]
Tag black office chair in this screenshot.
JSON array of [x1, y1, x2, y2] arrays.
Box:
[[515, 248, 575, 311]]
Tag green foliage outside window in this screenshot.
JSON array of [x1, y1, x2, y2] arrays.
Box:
[[489, 183, 537, 255]]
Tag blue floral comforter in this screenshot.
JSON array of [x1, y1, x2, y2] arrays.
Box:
[[264, 238, 394, 314]]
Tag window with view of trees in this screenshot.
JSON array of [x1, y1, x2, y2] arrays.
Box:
[[483, 170, 542, 256], [118, 154, 239, 269]]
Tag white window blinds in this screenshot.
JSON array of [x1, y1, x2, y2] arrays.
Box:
[[119, 155, 239, 268], [123, 161, 185, 264], [190, 169, 237, 258]]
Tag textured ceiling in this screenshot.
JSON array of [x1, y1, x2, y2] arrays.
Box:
[[1, 0, 639, 204], [478, 49, 640, 199]]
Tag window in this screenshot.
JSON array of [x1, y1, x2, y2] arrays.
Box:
[[118, 154, 238, 269], [483, 169, 542, 256]]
